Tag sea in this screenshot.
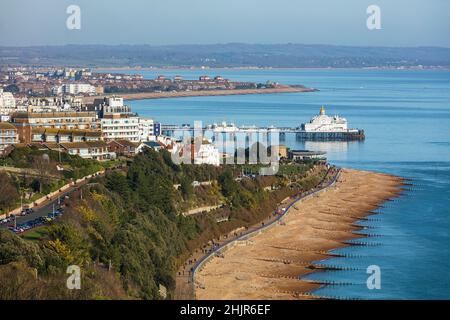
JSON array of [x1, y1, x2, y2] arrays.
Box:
[[101, 68, 450, 299]]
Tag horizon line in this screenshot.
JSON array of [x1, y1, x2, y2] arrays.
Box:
[[1, 42, 450, 50]]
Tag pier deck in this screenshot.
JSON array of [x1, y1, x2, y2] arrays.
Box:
[[161, 125, 365, 141]]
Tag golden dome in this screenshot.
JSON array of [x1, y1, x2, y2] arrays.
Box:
[[320, 106, 326, 115]]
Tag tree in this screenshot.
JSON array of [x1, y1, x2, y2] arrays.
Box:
[[180, 176, 193, 200], [31, 154, 56, 193], [0, 173, 19, 213], [218, 169, 238, 197]]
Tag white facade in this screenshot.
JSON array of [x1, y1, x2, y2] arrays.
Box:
[[138, 118, 155, 141], [302, 106, 348, 132], [101, 116, 140, 142], [0, 122, 18, 151], [0, 89, 17, 115], [52, 83, 96, 95], [194, 142, 221, 166], [27, 105, 59, 113], [207, 121, 239, 133], [107, 97, 124, 108]]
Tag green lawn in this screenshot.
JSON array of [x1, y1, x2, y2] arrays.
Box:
[[21, 226, 49, 242]]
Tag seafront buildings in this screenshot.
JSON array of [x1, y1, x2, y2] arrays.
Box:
[[0, 88, 222, 164], [11, 111, 99, 130], [30, 128, 102, 143], [0, 67, 263, 97], [51, 83, 98, 95], [0, 75, 349, 165]]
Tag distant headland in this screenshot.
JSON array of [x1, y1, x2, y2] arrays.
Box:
[[1, 43, 450, 69], [82, 85, 317, 103]]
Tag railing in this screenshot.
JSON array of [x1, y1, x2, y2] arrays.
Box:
[[190, 167, 342, 299]]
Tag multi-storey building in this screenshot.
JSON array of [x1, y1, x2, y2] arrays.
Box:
[[97, 96, 142, 142], [31, 128, 102, 144], [100, 114, 140, 142], [11, 111, 99, 143], [0, 122, 19, 154], [0, 88, 17, 115], [138, 118, 155, 141], [11, 111, 98, 130], [52, 83, 96, 95]]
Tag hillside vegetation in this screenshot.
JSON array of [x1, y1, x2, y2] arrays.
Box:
[[0, 148, 327, 299]]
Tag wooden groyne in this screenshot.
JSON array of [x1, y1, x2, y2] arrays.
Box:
[[191, 168, 341, 299]]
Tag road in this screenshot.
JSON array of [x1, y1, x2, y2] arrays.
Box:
[[0, 184, 82, 230], [1, 166, 124, 230]]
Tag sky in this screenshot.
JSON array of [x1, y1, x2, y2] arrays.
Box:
[[0, 0, 449, 47]]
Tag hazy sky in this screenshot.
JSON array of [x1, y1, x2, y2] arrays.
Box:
[[1, 0, 449, 47]]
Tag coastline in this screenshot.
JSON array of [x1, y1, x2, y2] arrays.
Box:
[[95, 66, 450, 71], [195, 168, 404, 300], [81, 86, 316, 103]]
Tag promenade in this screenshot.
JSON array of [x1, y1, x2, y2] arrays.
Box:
[[174, 167, 338, 300], [195, 169, 403, 300]]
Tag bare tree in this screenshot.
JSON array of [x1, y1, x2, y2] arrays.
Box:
[[0, 172, 19, 213], [31, 154, 57, 194]]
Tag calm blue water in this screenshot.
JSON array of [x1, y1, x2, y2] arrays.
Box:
[[105, 68, 450, 299]]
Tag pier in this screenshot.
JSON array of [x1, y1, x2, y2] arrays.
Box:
[[161, 124, 365, 141]]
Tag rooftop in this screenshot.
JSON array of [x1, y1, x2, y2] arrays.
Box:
[[60, 141, 108, 149], [0, 122, 17, 130], [32, 127, 101, 137], [12, 111, 97, 118]]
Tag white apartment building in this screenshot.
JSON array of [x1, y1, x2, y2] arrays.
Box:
[[52, 83, 96, 95], [101, 114, 140, 142], [98, 97, 154, 142], [0, 88, 18, 115], [139, 118, 155, 141], [194, 141, 221, 166], [106, 97, 124, 108]]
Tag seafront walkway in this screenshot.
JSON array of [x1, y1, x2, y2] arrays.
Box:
[[174, 166, 341, 300]]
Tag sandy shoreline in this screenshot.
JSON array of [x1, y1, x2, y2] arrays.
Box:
[[195, 168, 404, 300], [82, 86, 315, 103]]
